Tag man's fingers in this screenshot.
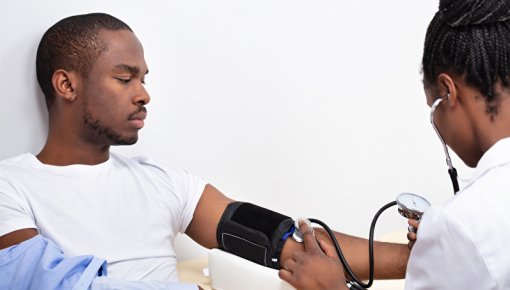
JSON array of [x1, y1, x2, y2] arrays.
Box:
[[299, 219, 321, 253]]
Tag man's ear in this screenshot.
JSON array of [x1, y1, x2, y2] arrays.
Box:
[[52, 69, 79, 102], [437, 73, 458, 108]]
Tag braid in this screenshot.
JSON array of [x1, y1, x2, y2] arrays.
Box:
[[422, 0, 510, 117], [470, 28, 494, 99]]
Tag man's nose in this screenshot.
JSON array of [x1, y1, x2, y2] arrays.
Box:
[[133, 85, 150, 105]]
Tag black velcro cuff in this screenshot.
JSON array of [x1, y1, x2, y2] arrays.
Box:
[[216, 202, 294, 269]]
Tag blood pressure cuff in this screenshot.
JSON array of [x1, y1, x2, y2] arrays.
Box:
[[216, 202, 295, 269]]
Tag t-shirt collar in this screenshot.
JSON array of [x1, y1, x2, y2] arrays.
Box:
[[25, 153, 113, 172]]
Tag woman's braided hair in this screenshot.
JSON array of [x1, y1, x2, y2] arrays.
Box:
[[422, 0, 510, 114]]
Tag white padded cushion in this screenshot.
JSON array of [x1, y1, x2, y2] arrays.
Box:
[[208, 230, 407, 290]]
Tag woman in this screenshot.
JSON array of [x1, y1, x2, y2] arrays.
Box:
[[279, 0, 510, 289]]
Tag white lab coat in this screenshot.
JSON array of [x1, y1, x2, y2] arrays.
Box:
[[405, 137, 510, 289]]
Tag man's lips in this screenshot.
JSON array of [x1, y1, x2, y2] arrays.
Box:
[[129, 111, 147, 121], [128, 108, 147, 129]]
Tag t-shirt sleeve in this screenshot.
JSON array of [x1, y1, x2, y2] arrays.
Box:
[[405, 206, 496, 290], [0, 175, 37, 237], [136, 157, 208, 234], [166, 165, 207, 234]]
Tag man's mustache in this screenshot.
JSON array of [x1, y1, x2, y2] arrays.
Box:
[[128, 106, 147, 120]]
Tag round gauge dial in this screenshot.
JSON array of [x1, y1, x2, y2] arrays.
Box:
[[396, 192, 431, 220]]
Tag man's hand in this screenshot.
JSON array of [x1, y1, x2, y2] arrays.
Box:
[[278, 220, 348, 290]]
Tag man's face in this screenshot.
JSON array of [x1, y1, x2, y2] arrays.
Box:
[[78, 29, 150, 146]]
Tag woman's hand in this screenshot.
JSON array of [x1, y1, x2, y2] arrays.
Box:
[[407, 219, 420, 250], [278, 220, 349, 290]]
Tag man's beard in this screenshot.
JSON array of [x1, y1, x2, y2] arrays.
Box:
[[83, 110, 138, 146]]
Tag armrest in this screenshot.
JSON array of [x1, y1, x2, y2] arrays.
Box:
[[208, 230, 408, 290], [209, 249, 294, 290]]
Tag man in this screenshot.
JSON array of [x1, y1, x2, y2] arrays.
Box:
[[0, 13, 409, 289]]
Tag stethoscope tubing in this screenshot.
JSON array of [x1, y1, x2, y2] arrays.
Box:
[[309, 200, 397, 290], [430, 96, 459, 194], [307, 96, 460, 290]]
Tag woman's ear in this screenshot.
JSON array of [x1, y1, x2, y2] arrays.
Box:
[[51, 69, 79, 102], [437, 73, 458, 107]]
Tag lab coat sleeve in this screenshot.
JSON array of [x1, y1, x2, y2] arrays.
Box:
[[404, 206, 496, 290], [0, 235, 106, 290]]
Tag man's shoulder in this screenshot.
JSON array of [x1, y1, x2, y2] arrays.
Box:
[[0, 153, 34, 172], [0, 154, 36, 192], [110, 152, 195, 180], [111, 152, 172, 170]]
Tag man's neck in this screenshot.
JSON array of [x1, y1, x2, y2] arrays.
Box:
[[37, 142, 110, 166]]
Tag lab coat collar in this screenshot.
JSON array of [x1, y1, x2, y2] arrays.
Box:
[[464, 137, 510, 190]]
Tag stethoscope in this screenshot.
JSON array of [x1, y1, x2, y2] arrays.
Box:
[[292, 95, 460, 290], [430, 95, 460, 194]]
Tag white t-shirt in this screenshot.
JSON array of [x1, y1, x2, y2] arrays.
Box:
[[405, 137, 510, 290], [0, 152, 207, 282]]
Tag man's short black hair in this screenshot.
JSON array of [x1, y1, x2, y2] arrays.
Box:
[[36, 13, 132, 109]]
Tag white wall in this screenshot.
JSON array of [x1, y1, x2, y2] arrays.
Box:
[[1, 1, 472, 259]]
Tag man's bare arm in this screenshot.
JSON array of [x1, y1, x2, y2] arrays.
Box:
[[186, 185, 409, 280], [0, 228, 38, 250], [185, 184, 234, 248]]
